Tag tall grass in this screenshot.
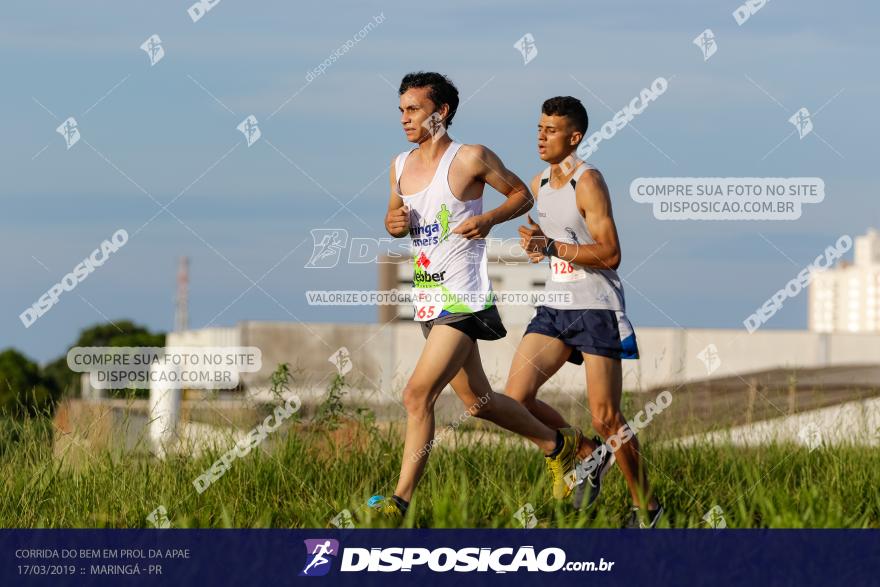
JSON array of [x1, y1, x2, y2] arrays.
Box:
[[2, 413, 879, 528]]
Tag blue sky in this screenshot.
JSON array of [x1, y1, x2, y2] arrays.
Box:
[[1, 0, 877, 363]]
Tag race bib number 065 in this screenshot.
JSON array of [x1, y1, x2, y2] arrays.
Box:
[[413, 290, 440, 322], [550, 257, 587, 282]]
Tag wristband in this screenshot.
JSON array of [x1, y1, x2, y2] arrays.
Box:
[[542, 238, 558, 258]]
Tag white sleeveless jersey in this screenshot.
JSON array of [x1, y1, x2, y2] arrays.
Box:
[[395, 141, 494, 320], [536, 162, 625, 311]]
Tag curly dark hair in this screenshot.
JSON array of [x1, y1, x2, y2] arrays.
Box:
[[399, 71, 460, 128], [541, 96, 588, 135]]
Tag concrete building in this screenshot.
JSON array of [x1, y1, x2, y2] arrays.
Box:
[[165, 233, 880, 395], [810, 229, 880, 333], [167, 321, 880, 396], [65, 235, 880, 458]]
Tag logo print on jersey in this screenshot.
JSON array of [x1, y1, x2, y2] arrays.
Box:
[[564, 227, 579, 244], [300, 538, 339, 576], [411, 206, 451, 246], [416, 251, 431, 269], [413, 253, 445, 288], [436, 204, 451, 242], [410, 220, 441, 246]]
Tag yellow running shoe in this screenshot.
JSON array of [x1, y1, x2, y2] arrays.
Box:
[[544, 427, 582, 499], [367, 495, 405, 521]]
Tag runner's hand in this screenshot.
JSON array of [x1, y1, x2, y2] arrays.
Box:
[[526, 249, 545, 263], [386, 205, 409, 237], [518, 215, 548, 261], [453, 214, 492, 240]]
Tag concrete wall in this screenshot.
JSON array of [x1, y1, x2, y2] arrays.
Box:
[[168, 323, 880, 397], [828, 332, 880, 363], [673, 395, 880, 447], [240, 321, 389, 391]]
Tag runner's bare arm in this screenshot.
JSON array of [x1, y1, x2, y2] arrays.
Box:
[[554, 169, 621, 270], [453, 145, 533, 239], [519, 173, 546, 262], [530, 172, 541, 201], [385, 158, 409, 238]]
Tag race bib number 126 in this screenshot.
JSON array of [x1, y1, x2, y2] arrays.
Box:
[[550, 257, 587, 282]]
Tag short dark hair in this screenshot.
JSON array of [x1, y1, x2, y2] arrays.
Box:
[[399, 71, 460, 128], [541, 96, 588, 135]]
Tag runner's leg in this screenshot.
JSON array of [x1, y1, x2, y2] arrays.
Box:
[[583, 353, 658, 509], [447, 340, 558, 452], [505, 333, 598, 457], [392, 325, 475, 502]]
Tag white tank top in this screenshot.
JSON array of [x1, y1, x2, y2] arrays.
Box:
[[395, 141, 494, 321], [536, 162, 625, 311]]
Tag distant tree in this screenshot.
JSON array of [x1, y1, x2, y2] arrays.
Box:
[[69, 321, 165, 348], [42, 321, 165, 398], [0, 349, 59, 418]]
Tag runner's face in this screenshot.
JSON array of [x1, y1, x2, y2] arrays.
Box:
[[537, 114, 578, 163], [399, 87, 445, 143]]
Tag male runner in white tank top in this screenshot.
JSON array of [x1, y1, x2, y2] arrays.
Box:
[[509, 96, 663, 528], [368, 73, 582, 521]]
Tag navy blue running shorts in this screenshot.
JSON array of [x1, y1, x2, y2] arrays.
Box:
[[524, 305, 639, 364]]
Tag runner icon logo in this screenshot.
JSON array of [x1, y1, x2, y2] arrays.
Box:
[[300, 539, 340, 577]]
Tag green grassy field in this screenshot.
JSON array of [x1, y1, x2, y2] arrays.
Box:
[[3, 413, 879, 529]]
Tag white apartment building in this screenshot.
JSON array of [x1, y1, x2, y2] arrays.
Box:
[[810, 229, 880, 333]]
